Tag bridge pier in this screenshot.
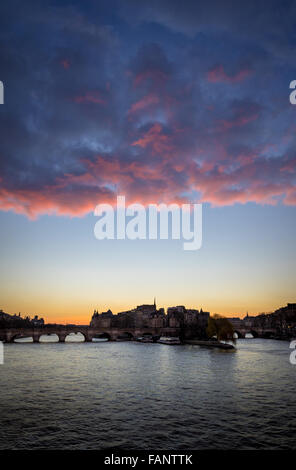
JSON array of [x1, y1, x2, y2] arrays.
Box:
[[4, 332, 14, 343], [32, 332, 40, 343], [84, 332, 93, 342]]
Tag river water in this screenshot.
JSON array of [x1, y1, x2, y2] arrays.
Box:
[[0, 338, 295, 450]]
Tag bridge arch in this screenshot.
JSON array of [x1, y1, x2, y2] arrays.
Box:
[[117, 331, 134, 341], [92, 332, 111, 342], [10, 333, 41, 343], [261, 330, 274, 339], [64, 331, 86, 342], [245, 330, 258, 338], [234, 330, 244, 339]]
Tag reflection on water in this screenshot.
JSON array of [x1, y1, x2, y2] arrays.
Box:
[[14, 336, 33, 343], [0, 339, 295, 450]]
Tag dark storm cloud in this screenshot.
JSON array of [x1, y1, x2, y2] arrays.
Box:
[[120, 0, 296, 60], [0, 0, 295, 217]]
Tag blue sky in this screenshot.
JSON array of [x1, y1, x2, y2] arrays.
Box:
[[0, 202, 295, 323], [0, 0, 295, 322]]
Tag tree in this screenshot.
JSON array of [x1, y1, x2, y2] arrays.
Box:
[[206, 314, 236, 344]]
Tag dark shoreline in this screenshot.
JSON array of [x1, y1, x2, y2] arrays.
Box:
[[184, 339, 235, 349]]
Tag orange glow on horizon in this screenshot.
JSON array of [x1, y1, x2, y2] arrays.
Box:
[[0, 297, 280, 325]]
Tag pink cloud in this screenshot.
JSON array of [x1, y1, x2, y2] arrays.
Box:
[[1, 49, 295, 220], [131, 123, 173, 155], [61, 59, 70, 70], [133, 69, 168, 88], [0, 151, 295, 219], [128, 93, 159, 115], [217, 112, 259, 130], [73, 91, 106, 105], [280, 158, 296, 173], [207, 65, 252, 84]]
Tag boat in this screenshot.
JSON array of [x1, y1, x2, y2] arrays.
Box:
[[157, 336, 181, 345], [135, 336, 154, 343]]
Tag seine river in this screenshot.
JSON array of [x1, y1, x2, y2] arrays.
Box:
[[0, 338, 295, 450]]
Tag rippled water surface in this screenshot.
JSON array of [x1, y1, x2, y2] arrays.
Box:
[[0, 339, 295, 449]]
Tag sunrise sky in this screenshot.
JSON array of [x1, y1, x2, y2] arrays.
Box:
[[0, 0, 295, 324]]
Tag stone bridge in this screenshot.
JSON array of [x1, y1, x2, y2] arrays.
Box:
[[0, 326, 180, 343], [232, 326, 277, 339]]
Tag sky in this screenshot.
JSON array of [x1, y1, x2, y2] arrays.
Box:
[[0, 0, 295, 323]]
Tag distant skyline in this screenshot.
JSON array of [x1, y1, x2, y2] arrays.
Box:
[[0, 1, 295, 324]]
